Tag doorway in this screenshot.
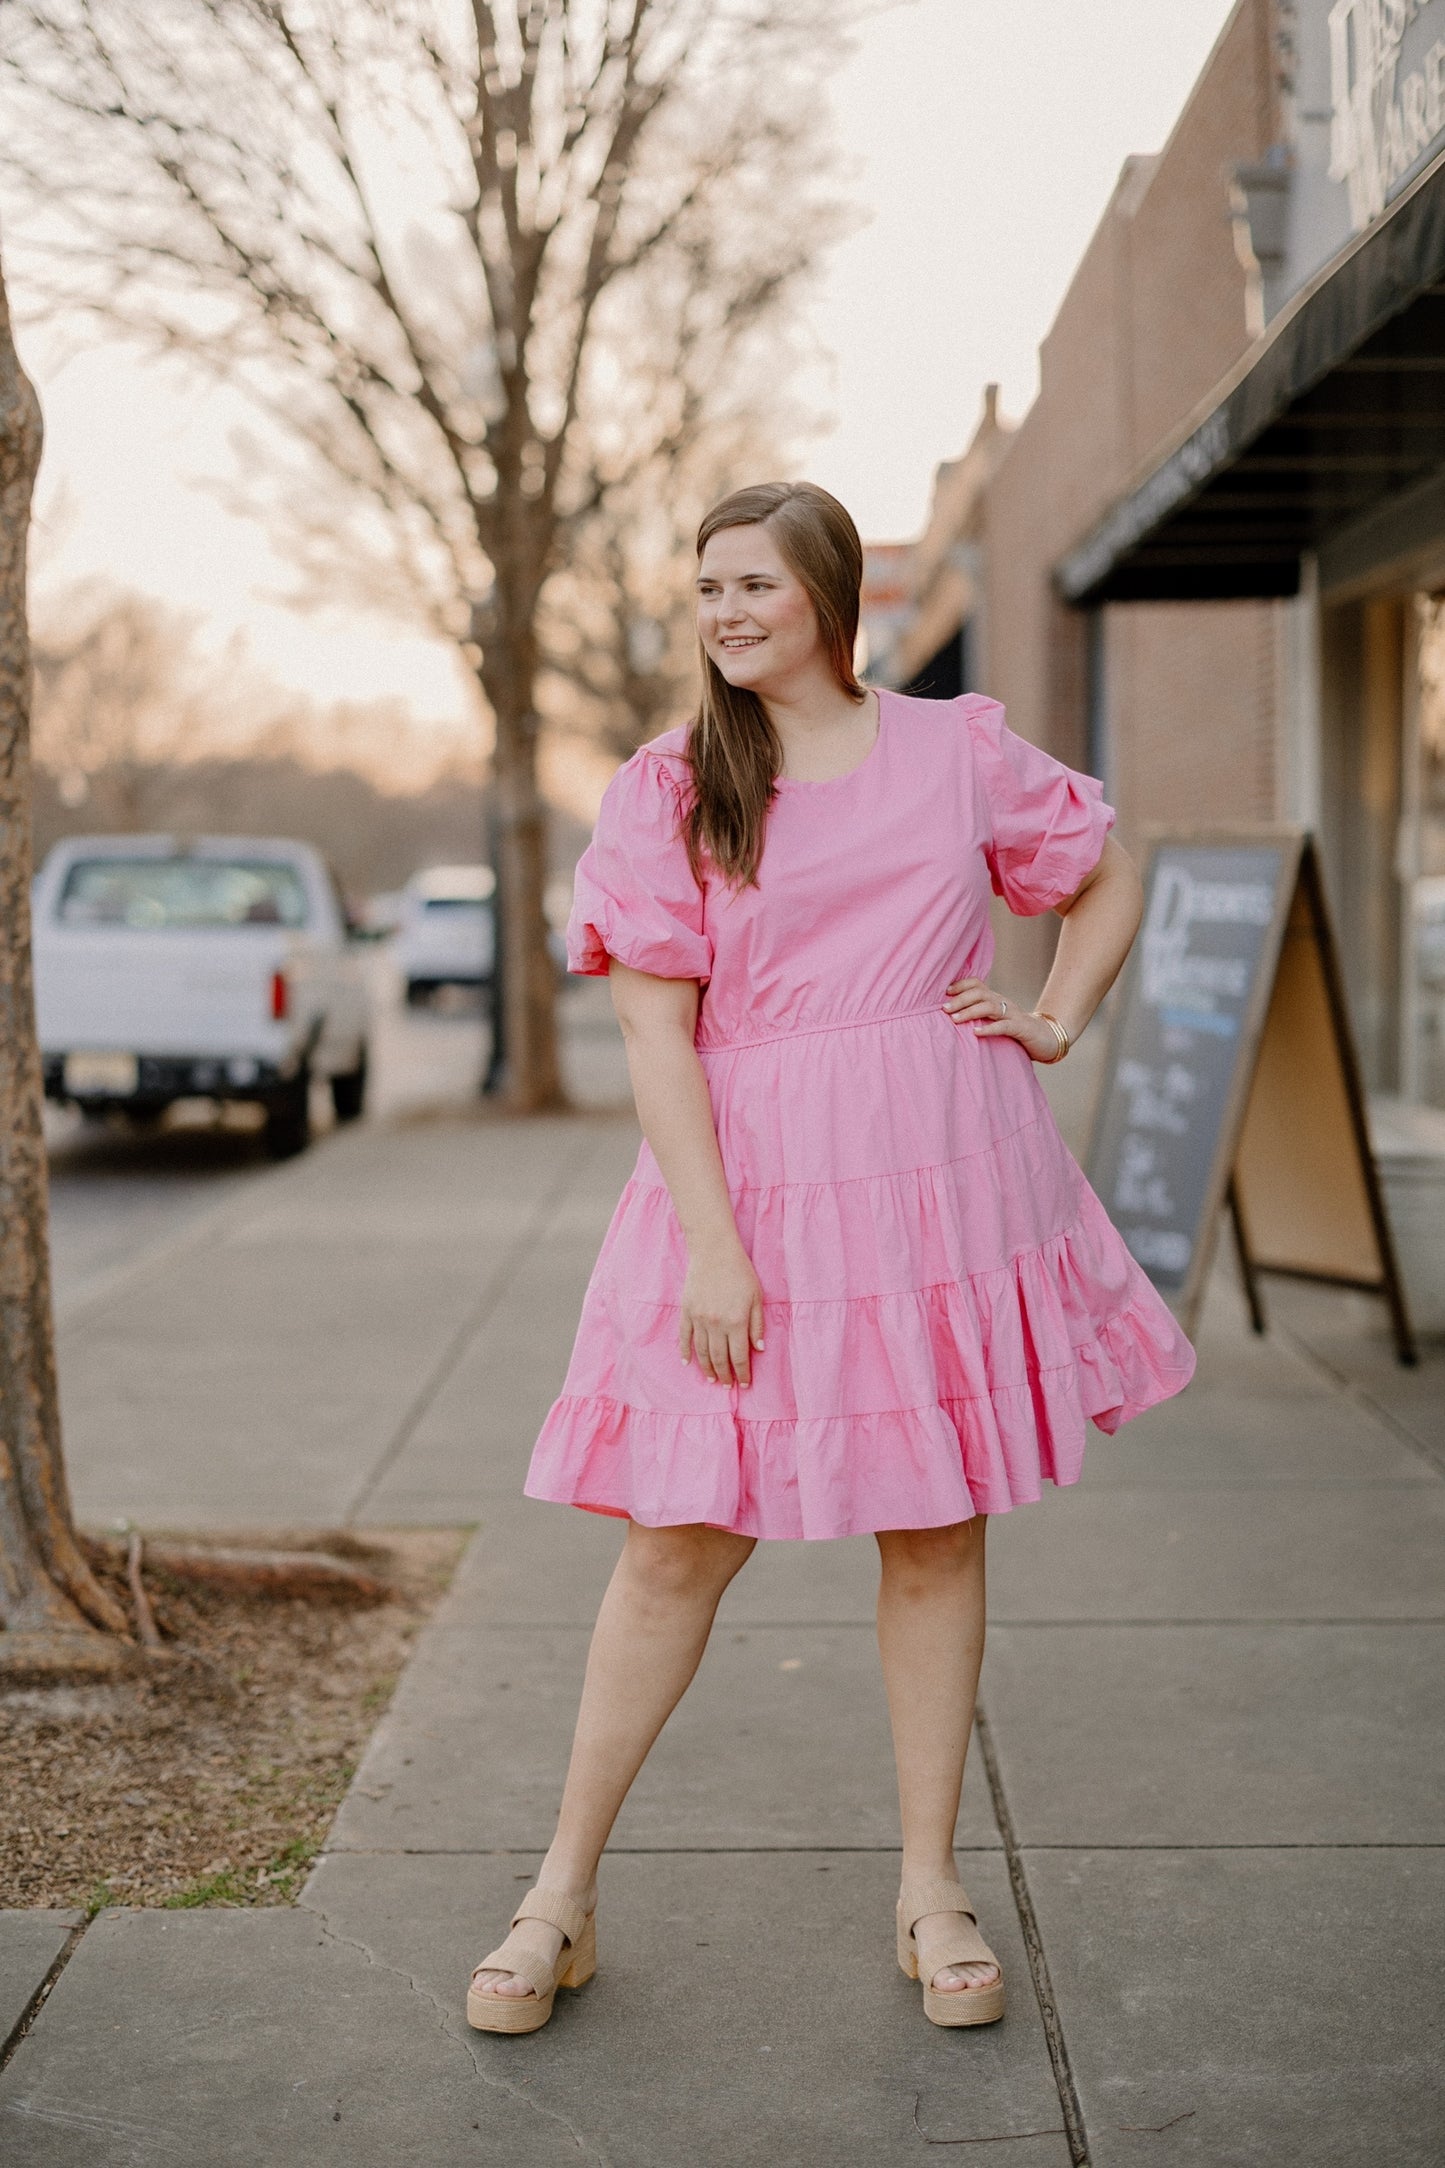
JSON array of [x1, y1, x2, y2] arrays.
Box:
[[1406, 595, 1445, 1107], [1319, 586, 1445, 1110]]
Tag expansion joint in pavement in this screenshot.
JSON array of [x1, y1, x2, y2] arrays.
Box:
[[0, 1918, 90, 2075], [991, 1613, 1445, 1627], [343, 1124, 603, 1526], [1278, 1322, 1445, 1481], [975, 1704, 1091, 2168], [325, 1844, 920, 1860], [974, 1839, 1445, 1852]]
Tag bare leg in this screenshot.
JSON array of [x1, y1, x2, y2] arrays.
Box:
[[875, 1517, 999, 1995], [474, 1519, 755, 1997]]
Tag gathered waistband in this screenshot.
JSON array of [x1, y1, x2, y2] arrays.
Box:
[[696, 1000, 947, 1055]]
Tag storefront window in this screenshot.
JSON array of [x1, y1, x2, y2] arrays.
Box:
[[1409, 597, 1445, 1108]]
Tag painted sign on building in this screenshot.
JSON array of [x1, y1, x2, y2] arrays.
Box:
[[1328, 0, 1445, 230], [1243, 0, 1445, 322]]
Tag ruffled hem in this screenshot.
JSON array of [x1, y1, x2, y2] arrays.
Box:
[[524, 984, 1196, 1537], [525, 1278, 1195, 1541]]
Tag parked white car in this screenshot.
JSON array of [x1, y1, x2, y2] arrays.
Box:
[[32, 834, 370, 1157], [393, 864, 496, 1006]]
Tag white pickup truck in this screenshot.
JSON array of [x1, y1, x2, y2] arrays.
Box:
[[32, 834, 370, 1157]]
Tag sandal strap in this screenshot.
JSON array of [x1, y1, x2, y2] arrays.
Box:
[[472, 1928, 558, 2001], [899, 1878, 999, 1973], [913, 1909, 998, 1973], [899, 1875, 981, 1937], [510, 1887, 590, 1947], [470, 1886, 593, 2000], [899, 1876, 999, 1971]]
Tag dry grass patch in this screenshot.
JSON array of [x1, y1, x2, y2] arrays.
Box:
[[0, 1528, 464, 1911]]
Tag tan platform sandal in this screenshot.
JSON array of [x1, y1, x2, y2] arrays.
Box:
[[897, 1875, 1005, 2028], [466, 1888, 597, 2036]]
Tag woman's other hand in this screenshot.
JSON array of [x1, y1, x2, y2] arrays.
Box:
[[944, 839, 1142, 1067], [609, 962, 765, 1389], [680, 1239, 765, 1386], [943, 976, 1063, 1064]]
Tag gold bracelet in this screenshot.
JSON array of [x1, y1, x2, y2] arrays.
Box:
[[1034, 1010, 1070, 1063]]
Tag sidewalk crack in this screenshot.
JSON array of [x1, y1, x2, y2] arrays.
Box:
[[304, 1907, 609, 2165], [975, 1704, 1090, 2168], [0, 1917, 90, 2075]]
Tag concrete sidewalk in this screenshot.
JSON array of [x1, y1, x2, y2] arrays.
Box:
[[3, 1080, 1443, 2164]]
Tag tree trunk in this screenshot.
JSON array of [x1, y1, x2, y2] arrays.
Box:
[[0, 248, 132, 1667], [488, 703, 564, 1112], [478, 559, 564, 1114]]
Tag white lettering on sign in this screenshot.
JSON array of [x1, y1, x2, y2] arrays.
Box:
[[1117, 1057, 1198, 1136], [1329, 0, 1445, 232], [1114, 1134, 1175, 1218], [1123, 1227, 1193, 1274], [1139, 866, 1275, 1015]]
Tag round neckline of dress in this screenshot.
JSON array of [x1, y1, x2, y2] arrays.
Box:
[[774, 687, 888, 790]]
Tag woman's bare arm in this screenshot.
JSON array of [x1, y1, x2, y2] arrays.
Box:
[[1033, 834, 1144, 1036], [609, 961, 763, 1388], [944, 835, 1144, 1058]]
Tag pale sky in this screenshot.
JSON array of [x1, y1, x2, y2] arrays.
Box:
[[812, 0, 1239, 534], [24, 0, 1239, 744]]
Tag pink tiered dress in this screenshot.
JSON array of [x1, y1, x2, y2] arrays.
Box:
[[526, 691, 1195, 1539]]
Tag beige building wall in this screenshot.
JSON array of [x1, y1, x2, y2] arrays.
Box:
[[1105, 601, 1283, 834], [980, 0, 1289, 990]]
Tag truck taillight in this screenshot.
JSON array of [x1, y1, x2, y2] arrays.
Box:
[[270, 970, 289, 1021]]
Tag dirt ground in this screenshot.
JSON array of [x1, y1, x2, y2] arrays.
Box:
[[0, 1528, 464, 1912]]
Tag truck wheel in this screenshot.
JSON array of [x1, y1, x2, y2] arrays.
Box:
[[404, 978, 431, 1008], [263, 1069, 312, 1159], [330, 1049, 368, 1123]]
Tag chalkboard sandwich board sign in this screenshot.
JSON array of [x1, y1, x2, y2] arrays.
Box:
[[1085, 828, 1415, 1360]]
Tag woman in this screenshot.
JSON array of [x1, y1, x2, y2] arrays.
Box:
[[468, 481, 1195, 2035]]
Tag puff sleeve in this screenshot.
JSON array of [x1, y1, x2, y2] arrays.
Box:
[[566, 747, 712, 981], [966, 697, 1115, 916]]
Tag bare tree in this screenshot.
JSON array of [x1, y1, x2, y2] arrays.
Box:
[[31, 587, 212, 826], [542, 196, 818, 760], [546, 402, 810, 765], [0, 244, 131, 1669], [1, 0, 854, 1108]]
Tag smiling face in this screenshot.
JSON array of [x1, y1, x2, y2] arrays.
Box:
[[695, 521, 826, 696]]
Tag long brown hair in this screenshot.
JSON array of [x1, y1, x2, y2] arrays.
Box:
[[684, 481, 866, 887]]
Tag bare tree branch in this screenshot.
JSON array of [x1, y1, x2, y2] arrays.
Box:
[[0, 0, 861, 1105]]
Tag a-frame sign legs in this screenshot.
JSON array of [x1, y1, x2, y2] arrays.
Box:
[[1225, 1177, 1268, 1338], [1231, 838, 1417, 1366]]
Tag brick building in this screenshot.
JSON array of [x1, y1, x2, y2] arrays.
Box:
[[883, 0, 1445, 1124]]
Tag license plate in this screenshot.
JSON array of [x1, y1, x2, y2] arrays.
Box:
[[63, 1051, 140, 1095]]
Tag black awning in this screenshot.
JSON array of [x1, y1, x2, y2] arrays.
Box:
[[1057, 152, 1445, 605]]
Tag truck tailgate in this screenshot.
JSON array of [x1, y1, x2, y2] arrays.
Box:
[[34, 929, 292, 1056]]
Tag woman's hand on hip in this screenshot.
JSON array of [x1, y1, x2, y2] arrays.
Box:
[[680, 1238, 765, 1387], [944, 976, 1061, 1064]]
